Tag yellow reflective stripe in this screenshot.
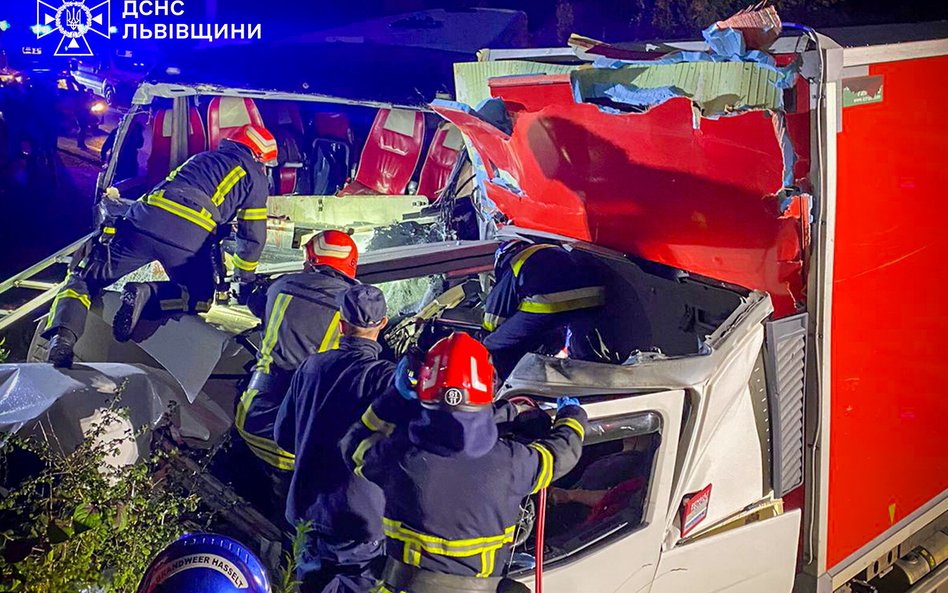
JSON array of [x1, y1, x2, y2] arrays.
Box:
[[403, 543, 422, 567], [255, 293, 292, 374], [518, 286, 606, 315], [317, 311, 342, 353], [160, 299, 185, 311], [482, 313, 504, 332], [232, 254, 259, 272], [352, 433, 383, 471], [144, 191, 217, 233], [211, 166, 246, 206], [383, 519, 516, 555], [361, 406, 395, 436], [529, 443, 554, 494], [159, 285, 191, 312], [234, 388, 256, 429], [554, 417, 586, 441], [234, 387, 296, 470], [239, 433, 296, 470], [165, 154, 198, 182], [354, 465, 366, 479], [58, 288, 91, 309], [510, 244, 555, 277], [46, 288, 91, 329], [237, 207, 268, 221], [102, 226, 116, 235], [477, 548, 495, 578]]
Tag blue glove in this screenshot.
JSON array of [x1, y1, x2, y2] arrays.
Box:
[[556, 397, 580, 412], [394, 356, 418, 401]]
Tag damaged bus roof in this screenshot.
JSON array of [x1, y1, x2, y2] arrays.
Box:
[[139, 41, 465, 108]]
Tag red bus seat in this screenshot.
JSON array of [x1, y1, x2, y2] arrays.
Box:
[[146, 107, 207, 184], [207, 97, 264, 150], [417, 123, 463, 202], [338, 109, 425, 196]]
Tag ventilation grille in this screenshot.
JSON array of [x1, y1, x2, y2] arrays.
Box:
[[763, 313, 808, 498]]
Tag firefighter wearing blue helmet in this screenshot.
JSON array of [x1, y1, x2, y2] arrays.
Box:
[[137, 533, 270, 593]]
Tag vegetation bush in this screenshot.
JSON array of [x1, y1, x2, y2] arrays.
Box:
[[0, 398, 199, 593]]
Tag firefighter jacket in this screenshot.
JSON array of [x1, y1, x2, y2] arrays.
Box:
[[342, 393, 587, 579], [124, 141, 269, 280], [234, 266, 359, 470], [274, 337, 396, 541], [251, 266, 359, 374], [482, 244, 606, 376]]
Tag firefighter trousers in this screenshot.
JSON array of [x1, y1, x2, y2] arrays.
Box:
[[300, 535, 384, 593], [43, 221, 216, 341]]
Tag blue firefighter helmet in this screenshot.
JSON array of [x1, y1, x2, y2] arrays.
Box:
[[137, 533, 271, 593]]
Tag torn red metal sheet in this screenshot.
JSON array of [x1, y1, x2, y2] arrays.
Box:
[[434, 75, 808, 316]]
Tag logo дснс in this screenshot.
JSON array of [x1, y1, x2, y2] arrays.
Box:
[[36, 0, 111, 57]]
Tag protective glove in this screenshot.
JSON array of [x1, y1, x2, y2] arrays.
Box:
[[394, 355, 419, 401], [556, 396, 581, 412], [232, 281, 255, 306]]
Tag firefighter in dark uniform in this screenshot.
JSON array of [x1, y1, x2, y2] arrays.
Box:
[[274, 284, 394, 593], [482, 240, 606, 378], [44, 124, 278, 368], [343, 331, 587, 593], [483, 240, 652, 379], [234, 230, 360, 491]]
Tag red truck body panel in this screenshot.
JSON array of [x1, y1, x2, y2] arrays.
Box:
[[434, 75, 809, 316], [827, 53, 948, 569]]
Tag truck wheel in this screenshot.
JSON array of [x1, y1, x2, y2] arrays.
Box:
[[104, 85, 115, 106]]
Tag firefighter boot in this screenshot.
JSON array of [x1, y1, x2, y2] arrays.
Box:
[[113, 282, 154, 343], [47, 329, 78, 369]]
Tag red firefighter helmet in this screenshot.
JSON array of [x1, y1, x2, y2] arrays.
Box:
[[418, 332, 494, 411], [303, 230, 359, 278], [227, 124, 279, 166]]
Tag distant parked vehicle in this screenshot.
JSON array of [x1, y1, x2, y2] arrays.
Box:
[[72, 49, 153, 106]]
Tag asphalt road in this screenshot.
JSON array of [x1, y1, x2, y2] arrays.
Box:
[[0, 120, 114, 279]]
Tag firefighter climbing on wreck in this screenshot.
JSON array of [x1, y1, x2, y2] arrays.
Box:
[[233, 230, 361, 517], [482, 239, 651, 378], [44, 123, 278, 368], [342, 331, 588, 593]]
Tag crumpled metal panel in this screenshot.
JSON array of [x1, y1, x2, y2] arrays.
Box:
[[0, 363, 169, 458], [433, 78, 808, 316]]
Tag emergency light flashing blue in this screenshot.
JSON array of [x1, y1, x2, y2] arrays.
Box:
[[0, 21, 11, 32], [137, 533, 271, 593]]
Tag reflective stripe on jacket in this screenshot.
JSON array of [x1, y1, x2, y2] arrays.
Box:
[[483, 244, 604, 332], [124, 142, 269, 275], [343, 393, 587, 578]]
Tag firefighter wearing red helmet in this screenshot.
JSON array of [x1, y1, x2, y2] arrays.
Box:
[[342, 332, 587, 593], [232, 230, 360, 519], [45, 123, 278, 368]]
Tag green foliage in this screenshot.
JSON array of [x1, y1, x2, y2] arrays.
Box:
[[0, 397, 199, 592], [273, 521, 312, 593]]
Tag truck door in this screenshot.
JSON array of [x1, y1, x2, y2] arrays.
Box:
[[513, 389, 685, 593], [650, 507, 800, 593]]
